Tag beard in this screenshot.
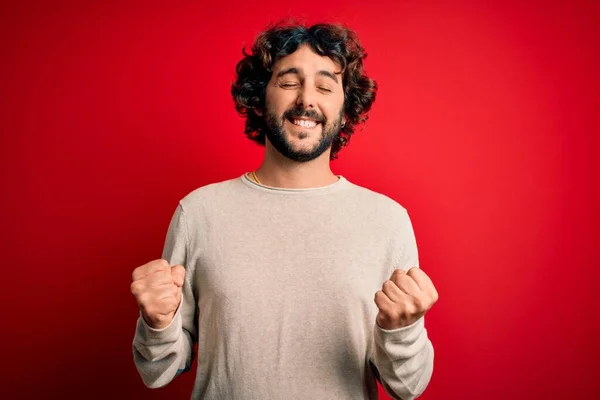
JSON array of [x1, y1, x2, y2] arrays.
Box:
[[263, 106, 343, 163]]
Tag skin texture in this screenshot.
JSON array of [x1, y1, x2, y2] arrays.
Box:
[[374, 267, 439, 330], [253, 44, 346, 189], [131, 259, 186, 329], [263, 105, 343, 163], [260, 44, 345, 163]]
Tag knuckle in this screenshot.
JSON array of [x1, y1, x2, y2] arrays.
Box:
[[156, 265, 168, 275], [158, 259, 169, 268], [137, 292, 150, 307], [151, 261, 168, 273], [397, 272, 410, 281], [406, 303, 418, 315], [130, 281, 140, 295], [382, 280, 396, 291], [132, 266, 144, 281]]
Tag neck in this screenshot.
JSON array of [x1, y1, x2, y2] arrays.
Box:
[[254, 142, 338, 189]]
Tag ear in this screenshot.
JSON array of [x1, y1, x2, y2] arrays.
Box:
[[254, 108, 263, 117]]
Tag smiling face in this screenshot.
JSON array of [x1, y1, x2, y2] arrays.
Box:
[[261, 44, 346, 162]]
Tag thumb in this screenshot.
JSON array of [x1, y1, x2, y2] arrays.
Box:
[[171, 265, 186, 287]]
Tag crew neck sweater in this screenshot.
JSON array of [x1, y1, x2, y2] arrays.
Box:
[[132, 173, 434, 399]]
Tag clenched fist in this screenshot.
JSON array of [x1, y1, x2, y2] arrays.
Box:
[[374, 267, 438, 330], [130, 259, 186, 329]]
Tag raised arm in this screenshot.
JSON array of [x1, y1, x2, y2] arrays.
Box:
[[131, 203, 198, 388], [371, 210, 437, 399]]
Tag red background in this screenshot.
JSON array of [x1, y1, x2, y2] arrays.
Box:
[[1, 1, 598, 398]]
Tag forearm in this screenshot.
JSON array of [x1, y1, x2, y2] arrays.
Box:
[[372, 317, 434, 400], [132, 310, 194, 388]]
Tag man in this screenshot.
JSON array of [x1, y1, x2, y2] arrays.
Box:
[[131, 21, 438, 400]]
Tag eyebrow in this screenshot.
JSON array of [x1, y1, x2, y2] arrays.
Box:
[[276, 67, 340, 84]]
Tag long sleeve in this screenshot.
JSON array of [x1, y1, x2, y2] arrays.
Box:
[[371, 209, 434, 399], [372, 317, 434, 399], [132, 203, 198, 388]]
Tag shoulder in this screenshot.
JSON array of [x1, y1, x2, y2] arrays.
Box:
[[178, 175, 245, 212], [346, 180, 409, 217]]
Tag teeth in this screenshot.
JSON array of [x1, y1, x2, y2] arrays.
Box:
[[292, 119, 317, 128]]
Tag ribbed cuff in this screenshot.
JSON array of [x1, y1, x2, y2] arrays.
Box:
[[374, 317, 425, 347], [136, 306, 183, 343]]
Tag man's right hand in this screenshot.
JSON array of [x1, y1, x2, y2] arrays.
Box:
[[130, 259, 186, 329]]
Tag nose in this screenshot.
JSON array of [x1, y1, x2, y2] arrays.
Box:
[[296, 85, 315, 109]]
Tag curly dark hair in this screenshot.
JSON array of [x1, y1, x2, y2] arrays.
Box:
[[231, 20, 378, 160]]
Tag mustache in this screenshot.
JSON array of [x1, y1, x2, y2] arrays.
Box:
[[283, 107, 325, 124]]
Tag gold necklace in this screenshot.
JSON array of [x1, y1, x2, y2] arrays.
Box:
[[251, 171, 261, 184]]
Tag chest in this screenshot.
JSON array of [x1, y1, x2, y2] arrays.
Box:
[[192, 208, 394, 316]]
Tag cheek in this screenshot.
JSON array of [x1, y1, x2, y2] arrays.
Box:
[[327, 94, 344, 116], [325, 101, 345, 123], [265, 87, 292, 113]]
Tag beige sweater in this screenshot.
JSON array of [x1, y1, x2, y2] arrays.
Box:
[[132, 173, 434, 399]]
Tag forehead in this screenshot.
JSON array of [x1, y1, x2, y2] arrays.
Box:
[[272, 44, 341, 75]]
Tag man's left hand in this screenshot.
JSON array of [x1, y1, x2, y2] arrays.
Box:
[[374, 267, 439, 330]]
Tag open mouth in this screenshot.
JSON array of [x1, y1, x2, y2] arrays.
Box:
[[287, 117, 320, 129]]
